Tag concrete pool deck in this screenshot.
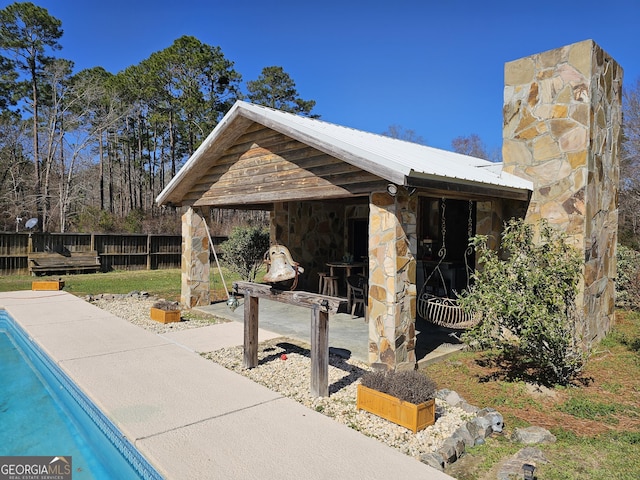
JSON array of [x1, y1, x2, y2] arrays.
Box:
[[0, 290, 452, 479]]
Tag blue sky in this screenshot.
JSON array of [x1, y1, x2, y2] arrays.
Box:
[[4, 0, 639, 155]]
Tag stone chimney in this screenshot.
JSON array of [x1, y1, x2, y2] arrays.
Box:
[[502, 40, 623, 344]]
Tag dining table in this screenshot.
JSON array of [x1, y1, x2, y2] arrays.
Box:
[[325, 261, 366, 308]]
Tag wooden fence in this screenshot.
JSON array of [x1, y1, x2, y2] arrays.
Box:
[[0, 232, 226, 276]]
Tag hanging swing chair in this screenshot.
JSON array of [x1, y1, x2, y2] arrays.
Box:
[[417, 199, 480, 330]]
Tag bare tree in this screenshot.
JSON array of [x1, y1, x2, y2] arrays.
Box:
[[0, 2, 63, 230], [620, 78, 640, 248], [0, 115, 32, 230], [382, 124, 426, 145], [451, 133, 490, 160]]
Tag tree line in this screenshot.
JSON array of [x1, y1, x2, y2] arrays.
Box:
[[1, 2, 639, 250], [0, 2, 316, 234]]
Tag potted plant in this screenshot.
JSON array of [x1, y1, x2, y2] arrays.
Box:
[[357, 369, 437, 433], [150, 300, 181, 324]]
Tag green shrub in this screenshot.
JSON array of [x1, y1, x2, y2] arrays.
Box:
[[616, 244, 640, 310], [123, 209, 145, 233], [75, 206, 117, 232], [459, 218, 586, 386], [219, 226, 270, 281]]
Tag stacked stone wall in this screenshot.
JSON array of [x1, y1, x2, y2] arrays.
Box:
[[502, 40, 622, 343], [270, 201, 346, 291], [180, 208, 211, 307], [368, 189, 418, 370]]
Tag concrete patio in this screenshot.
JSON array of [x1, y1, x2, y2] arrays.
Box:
[[0, 290, 453, 479], [196, 297, 466, 366]]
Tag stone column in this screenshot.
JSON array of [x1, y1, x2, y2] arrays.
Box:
[[181, 207, 210, 307], [502, 40, 623, 343], [368, 188, 417, 370]]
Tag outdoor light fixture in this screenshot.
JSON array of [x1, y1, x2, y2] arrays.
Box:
[[386, 183, 398, 196], [523, 463, 535, 480]]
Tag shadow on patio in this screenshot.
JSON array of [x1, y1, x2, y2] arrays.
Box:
[[197, 298, 464, 366]]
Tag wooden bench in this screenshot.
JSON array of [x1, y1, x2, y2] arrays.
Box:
[[28, 250, 101, 276]]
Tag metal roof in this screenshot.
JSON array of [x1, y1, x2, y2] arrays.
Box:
[[156, 101, 532, 205]]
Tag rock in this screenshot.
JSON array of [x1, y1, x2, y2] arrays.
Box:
[[457, 401, 480, 414], [477, 406, 497, 416], [515, 446, 548, 463], [465, 421, 482, 443], [468, 416, 492, 440], [497, 447, 548, 480], [438, 438, 459, 464], [477, 407, 504, 432], [451, 434, 466, 457], [485, 411, 504, 433], [436, 388, 465, 406], [419, 452, 445, 471], [451, 425, 475, 449], [511, 426, 557, 444]]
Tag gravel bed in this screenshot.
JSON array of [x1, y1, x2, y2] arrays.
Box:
[[87, 292, 225, 335], [91, 294, 474, 461], [204, 341, 473, 458]]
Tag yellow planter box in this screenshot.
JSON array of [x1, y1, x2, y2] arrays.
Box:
[[150, 307, 181, 324], [356, 384, 435, 433], [32, 280, 64, 291]]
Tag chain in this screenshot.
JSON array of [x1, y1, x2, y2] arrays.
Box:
[[439, 198, 447, 259], [467, 200, 473, 239], [465, 200, 474, 260]]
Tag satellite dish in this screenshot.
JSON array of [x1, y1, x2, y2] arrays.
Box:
[[25, 218, 38, 229]]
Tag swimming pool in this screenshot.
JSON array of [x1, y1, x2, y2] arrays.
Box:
[[0, 310, 162, 480]]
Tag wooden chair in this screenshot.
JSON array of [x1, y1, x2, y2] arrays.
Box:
[[347, 275, 367, 319]]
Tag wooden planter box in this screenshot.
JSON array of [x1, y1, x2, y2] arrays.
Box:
[[356, 384, 435, 433], [32, 280, 64, 291], [150, 307, 181, 324]]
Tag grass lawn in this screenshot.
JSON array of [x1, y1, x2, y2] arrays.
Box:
[[426, 310, 640, 479], [0, 268, 239, 301]]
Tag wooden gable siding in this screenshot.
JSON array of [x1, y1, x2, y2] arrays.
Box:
[[186, 124, 386, 206]]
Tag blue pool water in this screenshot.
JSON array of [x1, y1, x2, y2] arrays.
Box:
[[0, 310, 162, 480]]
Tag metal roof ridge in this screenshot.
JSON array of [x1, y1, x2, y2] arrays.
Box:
[[157, 101, 533, 206]]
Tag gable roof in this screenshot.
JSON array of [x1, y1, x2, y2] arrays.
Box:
[[156, 101, 532, 206]]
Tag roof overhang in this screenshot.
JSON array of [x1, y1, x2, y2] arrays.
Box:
[[156, 101, 533, 207]]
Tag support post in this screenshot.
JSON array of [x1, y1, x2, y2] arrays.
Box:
[[310, 304, 329, 397], [234, 281, 345, 397], [243, 294, 259, 369], [146, 234, 152, 270], [180, 207, 210, 307]]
